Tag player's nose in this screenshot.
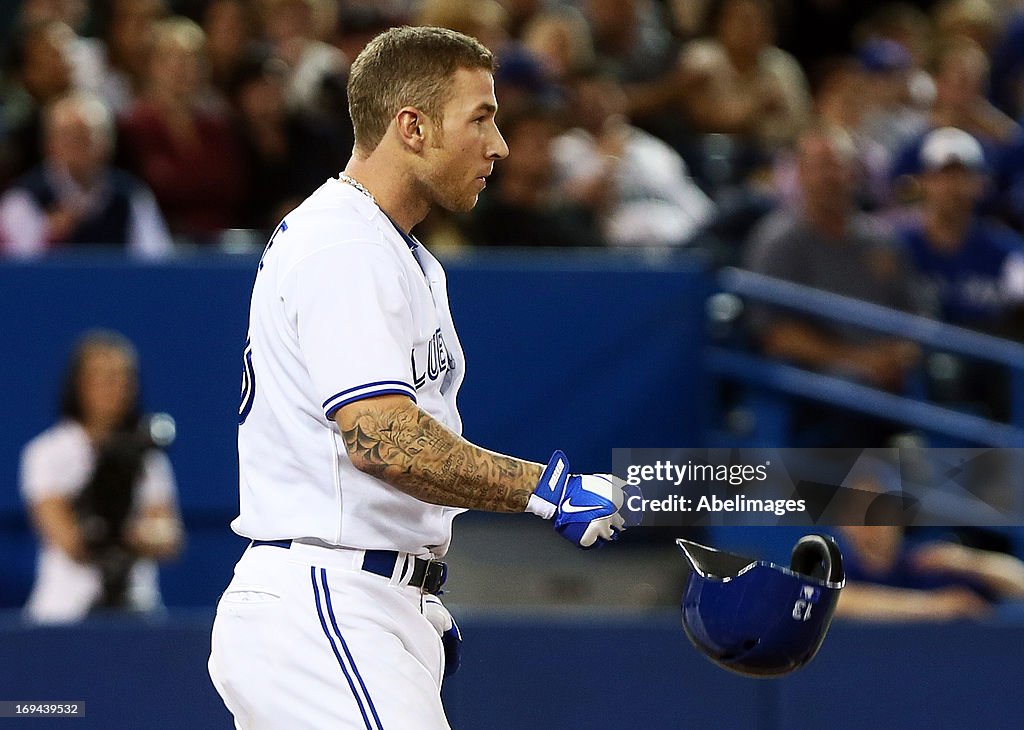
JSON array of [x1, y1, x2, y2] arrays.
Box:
[[488, 126, 509, 160]]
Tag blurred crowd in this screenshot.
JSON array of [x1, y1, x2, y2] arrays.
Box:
[[3, 1, 1024, 381]]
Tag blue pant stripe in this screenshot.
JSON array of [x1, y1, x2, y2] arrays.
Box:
[[310, 566, 373, 730], [321, 567, 385, 730]]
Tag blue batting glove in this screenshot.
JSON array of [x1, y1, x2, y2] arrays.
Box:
[[526, 450, 626, 549]]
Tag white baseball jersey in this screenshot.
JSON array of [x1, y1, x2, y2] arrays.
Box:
[[233, 177, 466, 557]]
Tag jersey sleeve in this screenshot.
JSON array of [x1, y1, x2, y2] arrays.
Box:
[[285, 241, 417, 419]]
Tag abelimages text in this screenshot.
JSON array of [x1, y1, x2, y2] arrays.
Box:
[[628, 494, 807, 516]]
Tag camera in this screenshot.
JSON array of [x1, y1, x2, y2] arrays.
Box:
[[74, 414, 176, 608]]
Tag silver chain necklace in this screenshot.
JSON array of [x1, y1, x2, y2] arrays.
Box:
[[338, 172, 379, 207], [339, 171, 423, 259]]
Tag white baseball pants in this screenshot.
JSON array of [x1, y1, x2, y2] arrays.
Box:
[[209, 542, 450, 729]]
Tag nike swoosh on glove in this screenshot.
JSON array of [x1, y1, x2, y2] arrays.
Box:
[[526, 451, 626, 548]]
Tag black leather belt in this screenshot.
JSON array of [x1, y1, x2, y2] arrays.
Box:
[[251, 540, 447, 594]]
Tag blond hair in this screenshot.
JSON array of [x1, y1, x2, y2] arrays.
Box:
[[152, 15, 205, 55], [347, 26, 495, 155], [45, 92, 115, 150]]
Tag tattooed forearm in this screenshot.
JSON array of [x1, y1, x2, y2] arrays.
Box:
[[336, 396, 541, 513]]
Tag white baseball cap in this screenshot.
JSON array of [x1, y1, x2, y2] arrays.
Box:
[[919, 127, 985, 171]]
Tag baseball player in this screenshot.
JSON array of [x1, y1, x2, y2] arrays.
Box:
[[208, 26, 626, 729]]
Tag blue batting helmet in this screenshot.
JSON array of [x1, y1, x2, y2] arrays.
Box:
[[677, 534, 845, 677]]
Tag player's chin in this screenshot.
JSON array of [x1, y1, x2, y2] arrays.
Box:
[[441, 191, 481, 213]]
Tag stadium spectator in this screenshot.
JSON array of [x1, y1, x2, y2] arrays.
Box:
[[520, 6, 596, 84], [551, 64, 715, 248], [889, 37, 1020, 190], [99, 0, 168, 113], [929, 37, 1018, 144], [490, 43, 565, 121], [743, 126, 919, 443], [853, 3, 935, 73], [229, 50, 346, 233], [832, 454, 1024, 621], [0, 93, 171, 258], [0, 20, 74, 189], [933, 0, 1000, 53], [117, 17, 245, 240], [678, 0, 811, 163], [835, 522, 1024, 621], [15, 0, 110, 105], [745, 126, 919, 387], [202, 0, 260, 100], [16, 0, 88, 28], [853, 3, 938, 121], [20, 330, 183, 624], [584, 0, 677, 85], [580, 0, 689, 144], [464, 106, 604, 248], [898, 127, 1024, 418], [856, 38, 930, 166], [774, 57, 895, 212], [900, 127, 1024, 332], [260, 0, 348, 117]]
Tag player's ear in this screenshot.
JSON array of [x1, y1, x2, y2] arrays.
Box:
[[396, 108, 426, 152]]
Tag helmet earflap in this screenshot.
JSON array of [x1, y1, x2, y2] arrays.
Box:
[[790, 534, 845, 584]]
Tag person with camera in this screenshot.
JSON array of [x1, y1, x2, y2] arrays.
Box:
[[20, 330, 183, 624]]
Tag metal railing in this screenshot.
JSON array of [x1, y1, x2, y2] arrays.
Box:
[[710, 267, 1024, 447]]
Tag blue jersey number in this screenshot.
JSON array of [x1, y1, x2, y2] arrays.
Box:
[[240, 220, 287, 424], [238, 337, 256, 425]]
